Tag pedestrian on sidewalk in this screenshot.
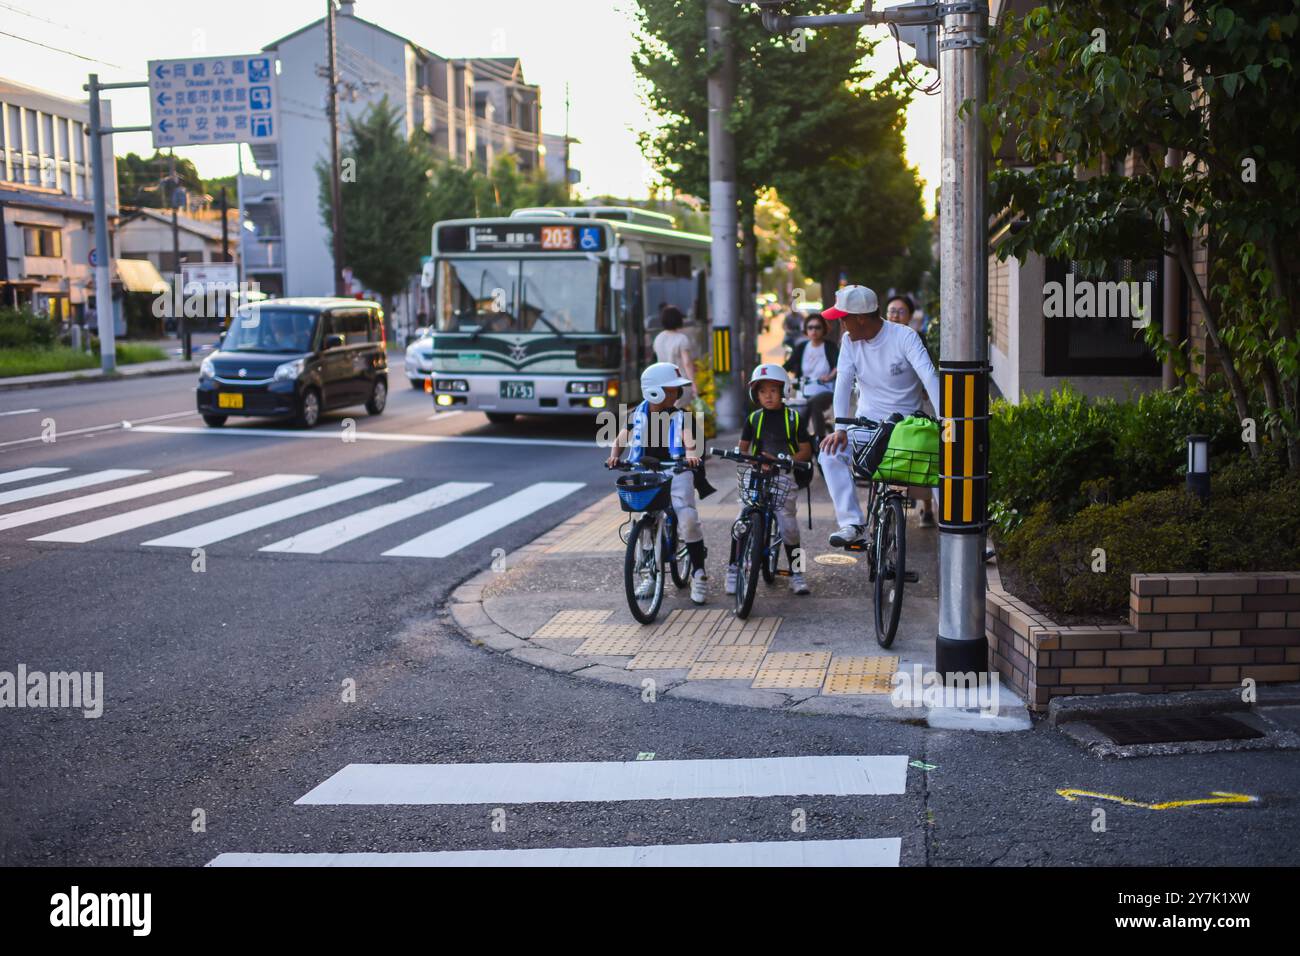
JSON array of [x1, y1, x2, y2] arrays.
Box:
[[884, 294, 937, 528], [652, 306, 695, 408], [818, 286, 941, 549], [605, 362, 709, 604], [726, 364, 815, 597], [784, 314, 838, 443]]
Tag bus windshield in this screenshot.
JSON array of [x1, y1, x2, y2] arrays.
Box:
[[436, 258, 610, 334]]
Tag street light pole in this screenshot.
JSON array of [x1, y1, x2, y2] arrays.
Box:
[[86, 74, 117, 374], [707, 0, 742, 429], [326, 0, 346, 297]]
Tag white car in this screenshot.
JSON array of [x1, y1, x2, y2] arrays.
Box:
[[404, 332, 434, 390]]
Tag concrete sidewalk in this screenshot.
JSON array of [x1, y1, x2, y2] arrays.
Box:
[[449, 453, 1029, 727]]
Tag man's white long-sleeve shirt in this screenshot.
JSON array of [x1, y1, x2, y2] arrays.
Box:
[[832, 321, 941, 428]]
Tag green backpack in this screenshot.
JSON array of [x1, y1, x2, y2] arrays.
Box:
[[874, 415, 941, 486]]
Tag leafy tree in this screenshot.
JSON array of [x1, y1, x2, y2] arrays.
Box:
[[985, 0, 1300, 470], [426, 153, 572, 222], [117, 151, 203, 207], [317, 96, 436, 339]]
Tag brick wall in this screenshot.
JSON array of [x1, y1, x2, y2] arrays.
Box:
[[987, 568, 1300, 711]]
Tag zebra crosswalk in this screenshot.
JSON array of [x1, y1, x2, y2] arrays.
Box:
[[209, 755, 909, 867], [0, 465, 584, 561]]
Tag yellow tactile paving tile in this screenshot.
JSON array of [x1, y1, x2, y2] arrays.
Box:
[[650, 608, 728, 640], [688, 658, 765, 681], [826, 655, 900, 677], [694, 644, 769, 664], [821, 672, 896, 695], [761, 651, 832, 670], [573, 627, 650, 656], [544, 503, 626, 553], [626, 644, 711, 669], [642, 633, 718, 656], [531, 609, 612, 639], [708, 616, 781, 647], [751, 668, 827, 689]]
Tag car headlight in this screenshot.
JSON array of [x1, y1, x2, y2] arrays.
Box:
[[199, 358, 215, 380], [273, 358, 305, 382]]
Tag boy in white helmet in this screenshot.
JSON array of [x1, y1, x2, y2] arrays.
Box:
[[725, 364, 815, 596], [605, 362, 708, 604]]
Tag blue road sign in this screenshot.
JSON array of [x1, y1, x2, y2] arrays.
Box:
[[148, 54, 279, 148]]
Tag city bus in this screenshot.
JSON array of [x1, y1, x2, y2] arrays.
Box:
[[424, 206, 712, 423]]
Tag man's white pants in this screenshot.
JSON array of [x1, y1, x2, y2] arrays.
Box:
[[818, 446, 865, 528]]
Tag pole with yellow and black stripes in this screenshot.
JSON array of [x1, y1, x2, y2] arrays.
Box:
[[935, 2, 990, 678]]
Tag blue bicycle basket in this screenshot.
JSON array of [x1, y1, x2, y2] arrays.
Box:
[[616, 471, 673, 513]]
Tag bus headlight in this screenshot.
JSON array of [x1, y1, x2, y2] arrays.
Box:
[[588, 396, 607, 409], [566, 381, 603, 394], [435, 393, 454, 406], [436, 379, 468, 392]]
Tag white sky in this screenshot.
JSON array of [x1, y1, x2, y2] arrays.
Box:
[[0, 0, 938, 211]]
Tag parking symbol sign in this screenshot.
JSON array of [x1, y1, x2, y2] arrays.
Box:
[[249, 86, 272, 110]]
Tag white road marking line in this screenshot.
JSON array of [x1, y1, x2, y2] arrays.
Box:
[[0, 467, 68, 485], [130, 424, 590, 448], [261, 481, 490, 554], [208, 838, 901, 868], [382, 481, 583, 559], [0, 469, 147, 507], [31, 474, 316, 543], [296, 755, 910, 805], [427, 410, 464, 420], [0, 471, 229, 532], [141, 477, 399, 548], [0, 410, 197, 449], [0, 408, 39, 417]]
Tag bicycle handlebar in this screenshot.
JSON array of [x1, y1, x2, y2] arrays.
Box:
[[709, 447, 812, 474], [606, 456, 693, 474]]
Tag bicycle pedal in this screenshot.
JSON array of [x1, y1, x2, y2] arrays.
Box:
[[842, 542, 868, 552]]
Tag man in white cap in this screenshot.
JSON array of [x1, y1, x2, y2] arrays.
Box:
[[818, 285, 941, 548]]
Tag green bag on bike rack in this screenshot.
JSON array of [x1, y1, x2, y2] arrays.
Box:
[[873, 415, 940, 486]]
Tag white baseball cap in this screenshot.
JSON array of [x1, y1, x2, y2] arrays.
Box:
[[822, 285, 879, 320]]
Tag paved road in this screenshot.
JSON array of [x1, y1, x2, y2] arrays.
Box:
[[1, 370, 1297, 867]]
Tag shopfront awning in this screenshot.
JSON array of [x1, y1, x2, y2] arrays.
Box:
[[113, 258, 168, 294]]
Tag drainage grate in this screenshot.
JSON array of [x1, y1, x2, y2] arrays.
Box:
[[1086, 713, 1264, 745]]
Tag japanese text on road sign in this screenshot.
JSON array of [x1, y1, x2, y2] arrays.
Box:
[[148, 55, 279, 147]]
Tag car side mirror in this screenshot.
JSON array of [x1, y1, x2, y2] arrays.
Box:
[[323, 334, 344, 350]]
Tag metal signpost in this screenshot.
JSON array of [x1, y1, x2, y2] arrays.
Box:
[[732, 0, 992, 676]]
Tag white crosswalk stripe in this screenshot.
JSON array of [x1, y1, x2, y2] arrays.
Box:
[[0, 471, 229, 532], [141, 477, 400, 549], [261, 481, 490, 554], [31, 473, 317, 543], [0, 467, 68, 486], [211, 756, 909, 867], [0, 469, 147, 506], [383, 481, 583, 558]]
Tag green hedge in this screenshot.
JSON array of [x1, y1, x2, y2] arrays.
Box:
[[989, 384, 1240, 532], [998, 457, 1300, 617], [0, 307, 58, 350]]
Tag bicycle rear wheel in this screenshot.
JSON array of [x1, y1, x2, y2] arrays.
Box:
[[761, 512, 780, 584], [625, 514, 665, 624], [735, 519, 762, 619], [873, 496, 906, 647]]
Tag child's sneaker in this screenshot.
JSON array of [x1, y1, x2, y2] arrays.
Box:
[[725, 563, 738, 595], [690, 568, 708, 604], [789, 572, 810, 595]]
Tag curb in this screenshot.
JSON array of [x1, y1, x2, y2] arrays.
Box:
[[0, 363, 200, 392]]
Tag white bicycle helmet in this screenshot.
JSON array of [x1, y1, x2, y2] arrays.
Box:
[[641, 361, 692, 404], [748, 363, 789, 403]]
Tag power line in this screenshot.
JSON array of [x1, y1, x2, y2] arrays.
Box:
[[0, 28, 129, 71]]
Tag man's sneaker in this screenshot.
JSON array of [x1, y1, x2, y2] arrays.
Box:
[[789, 572, 810, 595], [919, 510, 936, 528], [690, 569, 708, 604], [725, 563, 738, 595], [829, 524, 867, 548]]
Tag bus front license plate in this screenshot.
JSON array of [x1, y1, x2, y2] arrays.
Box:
[[218, 393, 244, 409], [499, 381, 534, 400]]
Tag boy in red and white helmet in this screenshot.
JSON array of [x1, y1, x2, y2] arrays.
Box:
[[724, 364, 815, 596]]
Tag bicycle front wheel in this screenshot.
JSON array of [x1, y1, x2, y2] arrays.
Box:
[[625, 514, 665, 624], [873, 496, 906, 647], [735, 519, 763, 619], [667, 518, 691, 589], [761, 512, 780, 584]]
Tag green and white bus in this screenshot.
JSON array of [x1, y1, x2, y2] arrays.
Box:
[[425, 206, 712, 422]]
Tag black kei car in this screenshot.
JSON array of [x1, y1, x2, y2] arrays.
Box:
[[197, 298, 388, 428]]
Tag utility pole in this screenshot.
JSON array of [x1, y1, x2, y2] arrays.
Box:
[[707, 0, 742, 429], [326, 0, 346, 296], [169, 150, 191, 360], [219, 187, 230, 263], [85, 73, 151, 375], [737, 0, 992, 678]]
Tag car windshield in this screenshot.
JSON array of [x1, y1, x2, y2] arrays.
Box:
[[435, 258, 610, 334], [222, 308, 318, 353]]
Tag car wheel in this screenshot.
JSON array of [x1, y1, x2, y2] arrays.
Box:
[[366, 378, 387, 415], [202, 414, 227, 428], [485, 412, 516, 425], [296, 388, 321, 429]]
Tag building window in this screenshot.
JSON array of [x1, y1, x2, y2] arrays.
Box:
[[23, 226, 63, 258], [1042, 257, 1162, 377]]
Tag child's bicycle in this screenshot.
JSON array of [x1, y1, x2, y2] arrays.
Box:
[[608, 456, 693, 624], [835, 415, 935, 648], [710, 447, 812, 619]]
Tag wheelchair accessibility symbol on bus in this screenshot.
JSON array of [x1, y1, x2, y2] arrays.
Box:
[[579, 227, 601, 251]]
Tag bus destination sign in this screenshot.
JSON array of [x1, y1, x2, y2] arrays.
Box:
[[468, 223, 606, 253]]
